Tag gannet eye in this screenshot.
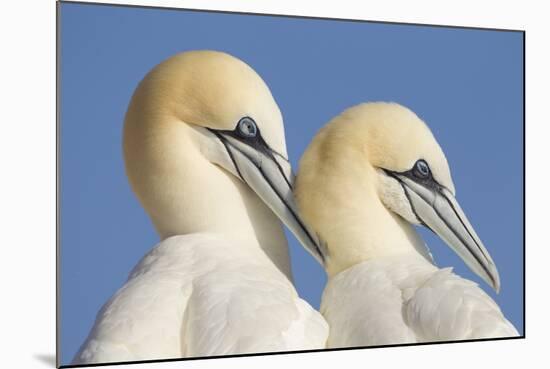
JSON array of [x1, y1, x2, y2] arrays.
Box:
[[237, 117, 258, 138], [413, 159, 430, 179]]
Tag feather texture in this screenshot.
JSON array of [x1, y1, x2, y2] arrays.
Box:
[[321, 253, 517, 348], [73, 233, 328, 364]]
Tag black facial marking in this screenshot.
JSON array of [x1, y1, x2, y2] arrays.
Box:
[[384, 161, 444, 224], [391, 159, 442, 192], [217, 117, 292, 189], [218, 117, 276, 160]]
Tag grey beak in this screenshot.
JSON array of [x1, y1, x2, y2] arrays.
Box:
[[393, 173, 500, 292]]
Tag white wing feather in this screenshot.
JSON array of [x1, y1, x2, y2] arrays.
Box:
[[73, 234, 328, 364], [405, 267, 518, 340], [321, 254, 517, 348]]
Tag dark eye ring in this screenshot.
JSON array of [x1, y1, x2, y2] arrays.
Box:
[[237, 117, 257, 138], [413, 159, 430, 179]]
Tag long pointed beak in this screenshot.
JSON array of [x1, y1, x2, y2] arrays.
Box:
[[394, 174, 500, 292], [206, 129, 326, 266]]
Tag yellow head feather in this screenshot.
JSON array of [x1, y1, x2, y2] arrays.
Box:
[[295, 102, 454, 274]]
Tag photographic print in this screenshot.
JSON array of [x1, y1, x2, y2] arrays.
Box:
[[58, 1, 524, 366]]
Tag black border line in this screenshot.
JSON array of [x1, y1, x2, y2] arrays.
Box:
[[55, 1, 527, 368], [60, 336, 524, 368], [58, 0, 525, 33], [522, 30, 526, 339], [56, 1, 62, 368]]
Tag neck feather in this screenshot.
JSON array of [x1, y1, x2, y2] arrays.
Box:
[[316, 162, 428, 277]]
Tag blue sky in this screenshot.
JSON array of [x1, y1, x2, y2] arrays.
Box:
[[59, 3, 524, 365]]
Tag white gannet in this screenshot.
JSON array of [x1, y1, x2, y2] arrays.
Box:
[[295, 102, 518, 347], [72, 50, 328, 364]]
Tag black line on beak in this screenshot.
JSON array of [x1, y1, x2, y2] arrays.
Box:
[[440, 191, 491, 263], [271, 149, 291, 164], [256, 164, 325, 264], [216, 127, 293, 190], [211, 131, 245, 182], [426, 193, 496, 288], [388, 171, 433, 231], [271, 155, 293, 190], [210, 129, 325, 264], [386, 170, 496, 288]]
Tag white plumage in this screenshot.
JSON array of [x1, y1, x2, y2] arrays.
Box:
[[321, 254, 517, 347], [74, 234, 327, 363]]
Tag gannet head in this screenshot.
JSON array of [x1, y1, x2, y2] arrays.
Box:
[[123, 50, 324, 264], [296, 102, 499, 291]]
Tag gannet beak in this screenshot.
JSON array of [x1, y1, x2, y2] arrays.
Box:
[[196, 126, 326, 265], [389, 172, 500, 292]]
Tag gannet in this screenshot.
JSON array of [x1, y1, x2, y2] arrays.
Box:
[[72, 50, 328, 364], [295, 102, 518, 347]]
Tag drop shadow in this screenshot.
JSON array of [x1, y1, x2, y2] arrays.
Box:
[[33, 353, 57, 367]]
